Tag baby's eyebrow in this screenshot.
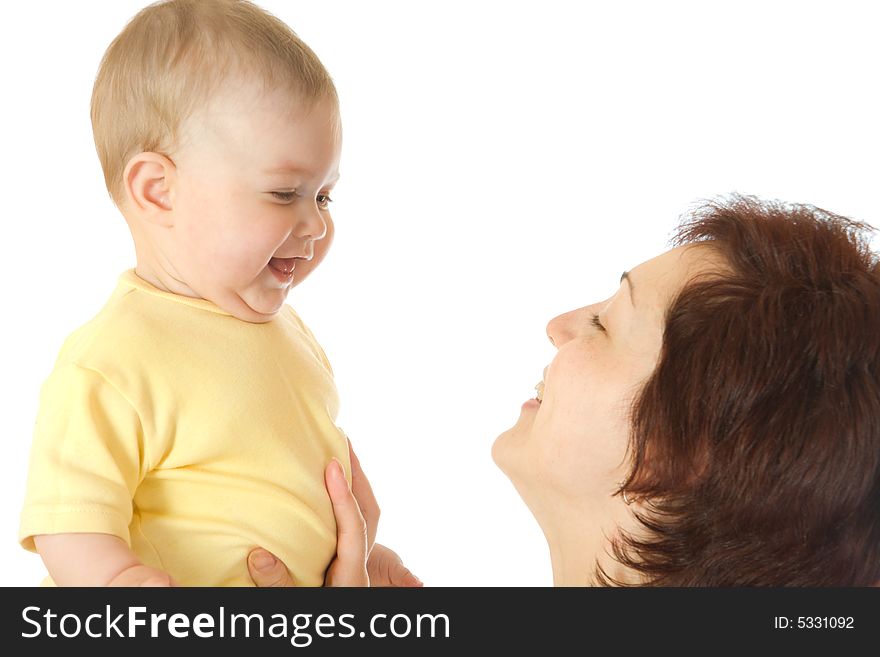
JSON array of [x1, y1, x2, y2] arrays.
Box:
[[262, 163, 340, 185], [262, 163, 308, 175]]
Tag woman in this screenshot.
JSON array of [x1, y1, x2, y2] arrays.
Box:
[[250, 195, 880, 586]]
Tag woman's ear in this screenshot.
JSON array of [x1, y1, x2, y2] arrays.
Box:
[[123, 152, 176, 226]]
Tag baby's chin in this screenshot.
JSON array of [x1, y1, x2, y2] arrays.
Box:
[[218, 287, 288, 323]]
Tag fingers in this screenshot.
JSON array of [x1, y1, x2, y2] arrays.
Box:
[[248, 549, 296, 587], [378, 557, 423, 588], [141, 573, 176, 587], [324, 458, 369, 586], [389, 563, 423, 588], [367, 544, 423, 588], [346, 440, 380, 550]]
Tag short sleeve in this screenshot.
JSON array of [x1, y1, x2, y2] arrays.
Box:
[[19, 363, 146, 551]]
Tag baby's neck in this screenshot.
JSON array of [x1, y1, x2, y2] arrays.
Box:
[[134, 262, 196, 298], [128, 223, 190, 297]]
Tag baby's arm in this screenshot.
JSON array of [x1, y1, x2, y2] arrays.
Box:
[[34, 533, 174, 587]]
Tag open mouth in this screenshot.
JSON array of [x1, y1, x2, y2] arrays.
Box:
[[268, 257, 298, 276]]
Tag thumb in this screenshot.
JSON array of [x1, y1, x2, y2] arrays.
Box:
[[324, 457, 369, 586], [248, 549, 296, 587]]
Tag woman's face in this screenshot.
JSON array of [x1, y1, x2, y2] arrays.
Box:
[[493, 244, 720, 519]]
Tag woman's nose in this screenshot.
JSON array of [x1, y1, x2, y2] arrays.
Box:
[[547, 306, 598, 347], [546, 309, 578, 348]]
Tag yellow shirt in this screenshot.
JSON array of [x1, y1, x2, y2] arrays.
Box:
[[19, 270, 349, 586]]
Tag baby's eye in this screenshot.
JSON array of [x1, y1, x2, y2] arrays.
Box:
[[591, 314, 606, 333], [270, 190, 297, 202], [316, 194, 334, 210]]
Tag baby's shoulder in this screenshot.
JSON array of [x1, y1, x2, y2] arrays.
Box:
[[56, 288, 174, 371]]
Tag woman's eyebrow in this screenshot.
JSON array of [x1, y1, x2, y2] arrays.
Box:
[[620, 271, 635, 306]]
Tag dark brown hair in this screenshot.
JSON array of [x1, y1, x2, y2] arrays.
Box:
[[615, 194, 880, 585]]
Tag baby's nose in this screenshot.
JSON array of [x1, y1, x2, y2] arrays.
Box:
[[293, 207, 327, 241]]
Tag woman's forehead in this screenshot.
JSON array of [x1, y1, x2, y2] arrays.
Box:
[[628, 244, 723, 311]]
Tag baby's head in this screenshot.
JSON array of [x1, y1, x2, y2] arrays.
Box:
[[92, 0, 341, 322]]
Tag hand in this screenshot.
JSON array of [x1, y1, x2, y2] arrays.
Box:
[[248, 441, 422, 587], [367, 544, 422, 587], [108, 563, 176, 587], [347, 438, 379, 551], [248, 542, 423, 588], [322, 455, 370, 586], [346, 442, 420, 585], [247, 457, 367, 586]]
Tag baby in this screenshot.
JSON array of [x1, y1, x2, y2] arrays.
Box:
[[19, 0, 352, 586]]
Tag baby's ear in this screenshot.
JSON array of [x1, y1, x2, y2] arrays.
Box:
[[123, 152, 175, 225]]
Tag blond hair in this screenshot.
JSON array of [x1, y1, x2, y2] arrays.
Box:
[[91, 0, 337, 206]]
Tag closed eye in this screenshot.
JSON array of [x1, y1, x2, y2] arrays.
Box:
[[270, 190, 298, 202], [591, 313, 606, 332]]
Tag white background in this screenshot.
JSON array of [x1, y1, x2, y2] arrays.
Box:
[[2, 0, 878, 586]]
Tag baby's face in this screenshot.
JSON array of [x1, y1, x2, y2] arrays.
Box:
[[162, 85, 341, 321]]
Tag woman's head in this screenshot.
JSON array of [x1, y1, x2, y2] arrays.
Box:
[[492, 242, 723, 583], [494, 195, 880, 586]]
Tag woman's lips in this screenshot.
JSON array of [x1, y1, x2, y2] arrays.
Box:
[[522, 398, 540, 410], [522, 380, 544, 410]]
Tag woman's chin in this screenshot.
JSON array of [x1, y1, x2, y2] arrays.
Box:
[[491, 434, 506, 469], [491, 428, 522, 475]]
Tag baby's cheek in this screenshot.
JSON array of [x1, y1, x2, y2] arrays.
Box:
[[214, 231, 269, 270], [252, 221, 291, 252]]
